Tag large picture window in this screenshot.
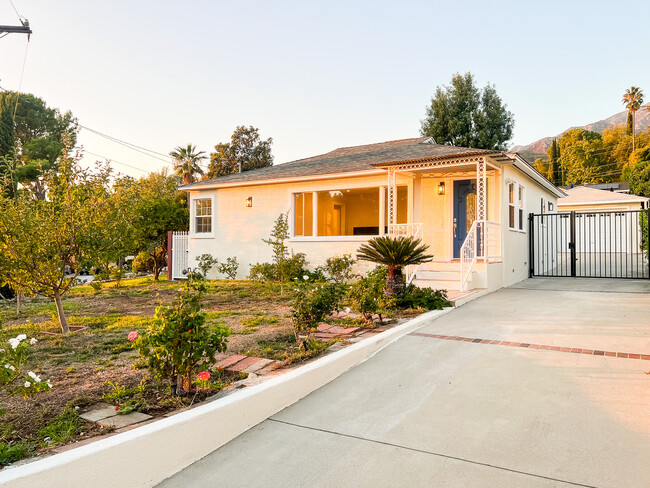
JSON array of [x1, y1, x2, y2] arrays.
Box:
[[292, 186, 407, 237], [194, 198, 212, 234]]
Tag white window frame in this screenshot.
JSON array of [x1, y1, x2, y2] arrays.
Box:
[[507, 181, 526, 233], [191, 195, 214, 238], [508, 182, 516, 230], [518, 185, 525, 231], [289, 184, 408, 242]]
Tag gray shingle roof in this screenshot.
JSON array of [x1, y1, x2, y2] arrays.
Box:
[[182, 138, 501, 189]]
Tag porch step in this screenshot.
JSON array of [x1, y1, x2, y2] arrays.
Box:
[[412, 278, 470, 292], [415, 270, 466, 281], [421, 261, 486, 272]]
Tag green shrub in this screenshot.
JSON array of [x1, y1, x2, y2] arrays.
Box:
[[1, 334, 52, 399], [196, 253, 219, 278], [249, 253, 310, 283], [89, 281, 102, 293], [291, 282, 344, 349], [348, 267, 395, 321], [38, 406, 80, 446], [132, 251, 155, 274], [248, 262, 275, 282], [357, 236, 433, 295], [131, 274, 230, 395], [319, 254, 356, 283], [110, 266, 125, 287], [217, 257, 239, 279], [0, 441, 34, 466], [397, 285, 451, 310]]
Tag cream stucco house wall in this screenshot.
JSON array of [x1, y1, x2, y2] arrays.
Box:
[[180, 138, 564, 295]]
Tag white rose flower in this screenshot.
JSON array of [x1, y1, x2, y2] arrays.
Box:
[[8, 338, 19, 349], [28, 371, 38, 380], [5, 363, 15, 371], [24, 381, 31, 388], [345, 307, 351, 313], [16, 334, 27, 341], [47, 381, 52, 388], [302, 275, 309, 281], [30, 338, 38, 345]]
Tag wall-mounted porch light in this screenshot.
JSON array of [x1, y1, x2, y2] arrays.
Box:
[[437, 182, 445, 195], [246, 197, 253, 207]]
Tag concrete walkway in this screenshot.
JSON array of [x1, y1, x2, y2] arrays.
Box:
[[158, 278, 650, 488]]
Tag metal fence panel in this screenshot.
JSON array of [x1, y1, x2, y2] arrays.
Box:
[[529, 210, 649, 279]]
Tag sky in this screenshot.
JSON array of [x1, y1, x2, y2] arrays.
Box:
[[0, 0, 648, 178]]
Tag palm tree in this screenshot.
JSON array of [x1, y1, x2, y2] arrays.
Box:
[[622, 87, 644, 151], [169, 144, 206, 185], [357, 236, 433, 295]]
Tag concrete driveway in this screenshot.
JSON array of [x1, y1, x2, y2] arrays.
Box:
[[158, 278, 650, 488]]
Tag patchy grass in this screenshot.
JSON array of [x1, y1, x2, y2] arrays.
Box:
[[0, 276, 299, 464], [244, 334, 331, 364]]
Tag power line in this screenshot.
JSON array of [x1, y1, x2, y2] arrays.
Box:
[[78, 125, 174, 163], [8, 0, 26, 21], [84, 150, 149, 174]]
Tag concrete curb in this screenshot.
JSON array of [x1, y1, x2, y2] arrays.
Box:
[[0, 307, 454, 488]]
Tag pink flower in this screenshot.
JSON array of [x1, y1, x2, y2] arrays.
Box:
[[197, 371, 210, 381], [178, 288, 184, 292], [128, 331, 138, 342], [115, 406, 119, 411]]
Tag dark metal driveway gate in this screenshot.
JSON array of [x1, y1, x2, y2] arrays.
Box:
[[529, 210, 650, 279]]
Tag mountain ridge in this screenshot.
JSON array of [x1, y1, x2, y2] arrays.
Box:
[[512, 103, 650, 159]]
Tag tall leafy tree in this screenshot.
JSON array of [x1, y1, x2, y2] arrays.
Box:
[[169, 143, 205, 185], [0, 91, 77, 199], [622, 86, 644, 151], [206, 126, 273, 179], [128, 170, 189, 280], [0, 154, 114, 333], [420, 72, 514, 150]]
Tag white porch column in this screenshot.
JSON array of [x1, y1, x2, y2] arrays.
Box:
[[387, 167, 396, 227], [312, 191, 318, 237], [476, 157, 487, 221], [476, 156, 487, 257], [379, 186, 386, 235]]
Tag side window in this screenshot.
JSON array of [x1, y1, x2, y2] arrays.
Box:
[[508, 183, 516, 229], [518, 186, 525, 231], [194, 198, 212, 234]]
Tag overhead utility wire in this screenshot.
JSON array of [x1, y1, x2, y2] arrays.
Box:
[[78, 125, 174, 162], [84, 150, 149, 174]]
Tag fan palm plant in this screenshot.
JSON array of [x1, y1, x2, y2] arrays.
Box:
[[356, 236, 433, 295], [169, 144, 206, 185], [622, 87, 644, 151]]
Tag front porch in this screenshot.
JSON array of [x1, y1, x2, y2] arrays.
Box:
[[380, 154, 505, 291]]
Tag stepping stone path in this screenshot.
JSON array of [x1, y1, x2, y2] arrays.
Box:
[[79, 402, 153, 430], [213, 354, 283, 374]]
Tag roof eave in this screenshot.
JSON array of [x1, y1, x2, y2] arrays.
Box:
[[180, 168, 386, 191]]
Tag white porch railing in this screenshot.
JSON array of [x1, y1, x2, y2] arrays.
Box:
[[460, 221, 501, 291], [387, 223, 424, 284], [388, 222, 423, 240]]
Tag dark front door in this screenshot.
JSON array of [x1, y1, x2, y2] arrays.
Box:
[[453, 180, 477, 258]]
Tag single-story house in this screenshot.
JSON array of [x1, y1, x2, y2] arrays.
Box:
[[558, 185, 649, 212], [180, 137, 564, 294]]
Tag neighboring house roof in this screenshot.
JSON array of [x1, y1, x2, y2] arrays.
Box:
[[180, 137, 563, 197], [558, 186, 649, 206]]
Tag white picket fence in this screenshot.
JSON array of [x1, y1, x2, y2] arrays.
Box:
[[171, 231, 189, 280]]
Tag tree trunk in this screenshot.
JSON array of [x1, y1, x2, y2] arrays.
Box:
[[386, 266, 404, 296], [16, 291, 22, 314], [53, 289, 71, 334]]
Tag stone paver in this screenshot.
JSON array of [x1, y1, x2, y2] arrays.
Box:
[[98, 411, 152, 429], [79, 403, 118, 422], [214, 354, 246, 370], [242, 358, 275, 374], [226, 356, 264, 373]]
